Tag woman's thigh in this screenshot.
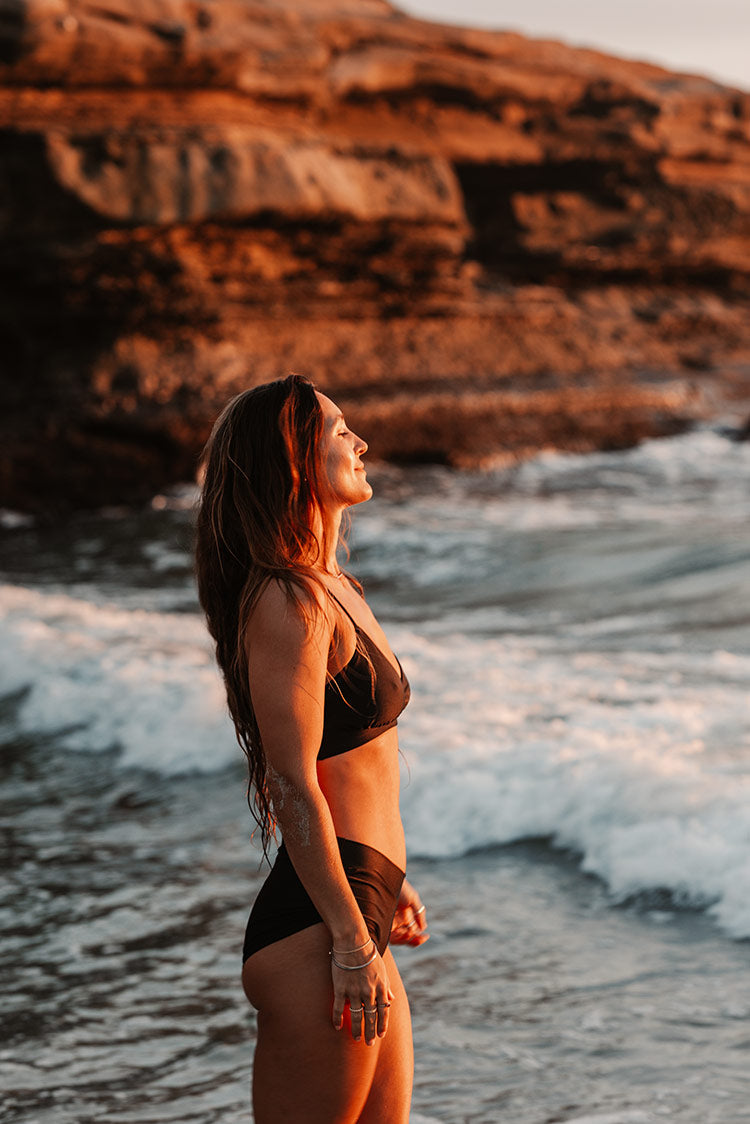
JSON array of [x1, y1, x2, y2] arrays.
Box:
[[357, 949, 413, 1124], [243, 922, 410, 1124]]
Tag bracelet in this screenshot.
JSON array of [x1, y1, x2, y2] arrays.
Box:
[[333, 936, 373, 956], [331, 947, 378, 971]]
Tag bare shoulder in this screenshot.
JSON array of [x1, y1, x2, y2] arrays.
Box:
[[246, 576, 332, 656], [245, 578, 331, 759]]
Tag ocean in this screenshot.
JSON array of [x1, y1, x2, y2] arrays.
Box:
[[2, 425, 750, 1123]]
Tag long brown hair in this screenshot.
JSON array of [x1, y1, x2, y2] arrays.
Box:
[[195, 374, 356, 856]]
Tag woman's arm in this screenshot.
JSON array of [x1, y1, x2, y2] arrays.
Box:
[[246, 579, 392, 1042]]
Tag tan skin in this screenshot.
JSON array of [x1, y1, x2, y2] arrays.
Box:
[[241, 392, 428, 1124]]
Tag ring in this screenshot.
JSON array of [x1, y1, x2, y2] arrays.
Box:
[[377, 1002, 392, 1008], [406, 919, 418, 929], [364, 1006, 377, 1014], [349, 1007, 363, 1014], [415, 906, 426, 915]]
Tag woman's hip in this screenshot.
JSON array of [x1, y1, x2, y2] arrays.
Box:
[[242, 836, 405, 965]]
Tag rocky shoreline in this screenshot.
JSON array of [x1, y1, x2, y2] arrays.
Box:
[[1, 0, 750, 514]]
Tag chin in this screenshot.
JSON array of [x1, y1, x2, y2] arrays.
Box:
[[348, 478, 372, 505]]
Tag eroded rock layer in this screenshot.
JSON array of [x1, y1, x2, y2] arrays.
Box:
[[2, 0, 750, 512]]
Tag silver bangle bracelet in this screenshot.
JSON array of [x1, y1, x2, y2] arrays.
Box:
[[331, 947, 378, 971], [333, 936, 374, 956]]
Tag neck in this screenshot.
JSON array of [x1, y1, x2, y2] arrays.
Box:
[[314, 505, 343, 576]]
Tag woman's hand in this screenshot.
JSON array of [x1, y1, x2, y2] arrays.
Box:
[[331, 941, 395, 1044], [390, 878, 429, 947]]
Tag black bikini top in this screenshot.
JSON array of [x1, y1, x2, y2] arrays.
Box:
[[318, 590, 410, 760]]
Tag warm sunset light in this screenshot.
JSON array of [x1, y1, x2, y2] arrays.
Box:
[[2, 2, 750, 1121], [400, 0, 750, 90]]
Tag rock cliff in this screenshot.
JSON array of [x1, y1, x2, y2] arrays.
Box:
[[1, 0, 750, 512]]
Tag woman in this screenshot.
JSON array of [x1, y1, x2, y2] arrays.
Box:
[[195, 374, 428, 1123]]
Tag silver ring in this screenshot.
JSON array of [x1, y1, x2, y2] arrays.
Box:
[[415, 905, 426, 915], [377, 1002, 392, 1008], [349, 1007, 363, 1013], [364, 1006, 377, 1014]]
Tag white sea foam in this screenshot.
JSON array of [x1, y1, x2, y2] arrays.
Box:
[[397, 628, 750, 939], [0, 508, 35, 530], [0, 583, 233, 774], [2, 579, 750, 938]]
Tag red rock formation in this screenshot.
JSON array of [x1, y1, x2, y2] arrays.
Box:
[[1, 0, 750, 512]]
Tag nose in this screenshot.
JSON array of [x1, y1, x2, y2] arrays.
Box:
[[355, 434, 368, 455]]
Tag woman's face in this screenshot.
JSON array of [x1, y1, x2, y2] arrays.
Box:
[[315, 391, 372, 510]]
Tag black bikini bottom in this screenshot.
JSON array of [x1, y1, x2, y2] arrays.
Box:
[[242, 836, 405, 963]]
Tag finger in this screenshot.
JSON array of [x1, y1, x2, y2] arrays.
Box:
[[349, 1002, 363, 1041], [391, 921, 424, 946], [332, 996, 345, 1030], [376, 998, 391, 1038], [363, 1003, 378, 1046], [400, 914, 423, 940], [411, 914, 428, 941]]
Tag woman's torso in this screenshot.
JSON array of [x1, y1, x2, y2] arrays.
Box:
[[316, 582, 408, 871]]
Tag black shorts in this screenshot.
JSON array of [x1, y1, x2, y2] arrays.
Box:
[[243, 836, 405, 962]]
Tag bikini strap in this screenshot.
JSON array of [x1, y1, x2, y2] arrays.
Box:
[[327, 586, 403, 681], [326, 587, 360, 631]]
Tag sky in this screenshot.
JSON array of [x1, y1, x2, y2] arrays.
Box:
[[398, 0, 750, 91]]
